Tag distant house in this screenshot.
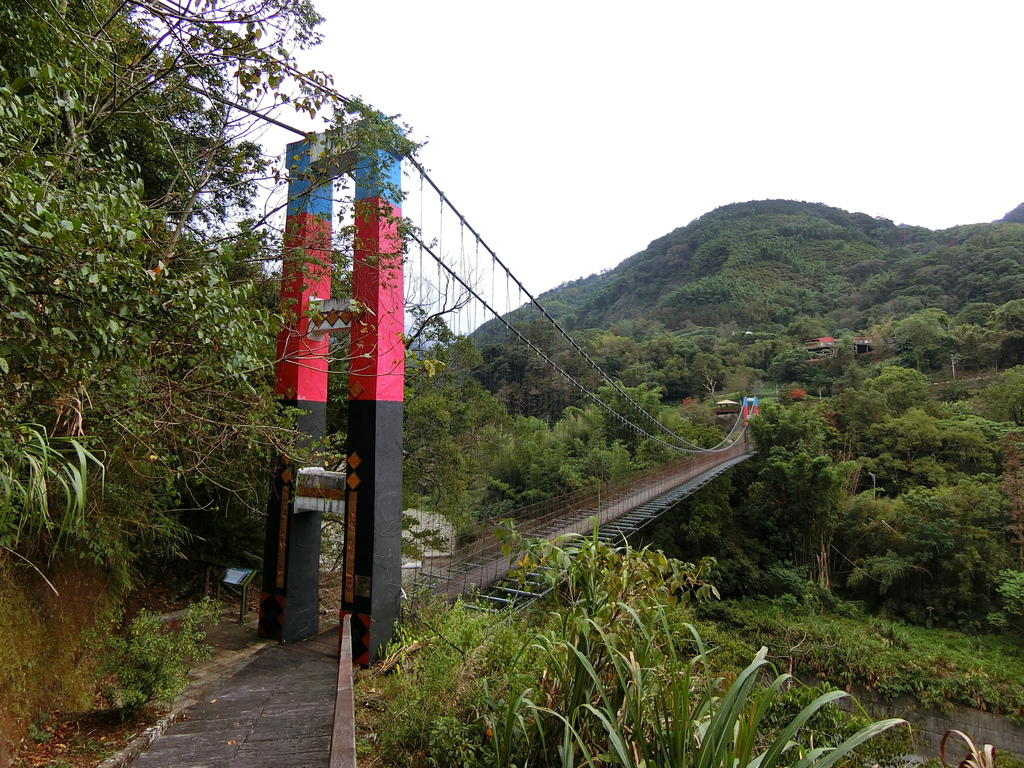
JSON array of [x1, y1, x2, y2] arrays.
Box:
[[805, 335, 874, 358], [852, 335, 874, 354], [805, 337, 837, 356]]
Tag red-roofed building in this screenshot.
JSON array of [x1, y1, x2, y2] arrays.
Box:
[[806, 337, 837, 356]]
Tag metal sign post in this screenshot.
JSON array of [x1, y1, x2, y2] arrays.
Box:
[[219, 567, 256, 624]]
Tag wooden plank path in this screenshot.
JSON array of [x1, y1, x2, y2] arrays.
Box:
[[132, 630, 338, 768]]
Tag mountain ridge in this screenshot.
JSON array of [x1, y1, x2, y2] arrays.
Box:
[[525, 199, 1024, 335]]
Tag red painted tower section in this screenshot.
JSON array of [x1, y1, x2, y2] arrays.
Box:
[[349, 198, 405, 403], [340, 151, 405, 665], [275, 213, 331, 404]]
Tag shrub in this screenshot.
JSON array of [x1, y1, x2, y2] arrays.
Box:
[[97, 598, 219, 717], [988, 569, 1024, 635], [364, 598, 539, 767]]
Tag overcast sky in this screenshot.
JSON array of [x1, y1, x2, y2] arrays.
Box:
[[281, 0, 1022, 296]]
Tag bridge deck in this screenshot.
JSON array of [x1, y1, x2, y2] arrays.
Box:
[[425, 446, 752, 600], [131, 631, 337, 768]]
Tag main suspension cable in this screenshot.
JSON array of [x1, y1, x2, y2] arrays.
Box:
[[409, 230, 745, 454], [406, 157, 714, 451]]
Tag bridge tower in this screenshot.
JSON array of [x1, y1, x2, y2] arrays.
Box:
[[258, 135, 335, 644], [259, 132, 404, 664], [339, 151, 405, 665]]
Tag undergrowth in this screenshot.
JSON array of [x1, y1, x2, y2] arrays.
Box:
[[94, 597, 219, 718], [696, 598, 1024, 720], [360, 599, 544, 767], [358, 531, 910, 768]]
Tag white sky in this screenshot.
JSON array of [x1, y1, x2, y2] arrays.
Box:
[[283, 0, 1023, 296]]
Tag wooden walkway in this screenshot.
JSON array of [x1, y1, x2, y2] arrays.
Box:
[[130, 450, 751, 766], [132, 630, 338, 768]]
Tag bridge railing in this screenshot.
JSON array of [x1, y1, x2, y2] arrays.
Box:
[[406, 441, 751, 599], [329, 614, 357, 768]]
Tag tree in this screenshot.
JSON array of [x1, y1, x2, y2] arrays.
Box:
[[979, 366, 1024, 425], [989, 569, 1024, 634], [1001, 432, 1024, 568], [893, 308, 951, 371], [0, 0, 413, 577], [861, 367, 931, 416], [748, 400, 834, 456], [749, 447, 849, 584], [766, 347, 814, 385], [954, 302, 997, 326], [951, 322, 999, 372], [747, 403, 850, 584], [402, 335, 511, 525], [691, 351, 726, 399], [989, 299, 1024, 367]]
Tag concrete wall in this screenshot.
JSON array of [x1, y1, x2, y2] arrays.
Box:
[[858, 688, 1024, 762], [805, 675, 1024, 761]]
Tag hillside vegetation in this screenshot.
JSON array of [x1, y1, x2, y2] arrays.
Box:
[[474, 200, 1024, 412], [538, 199, 1024, 331], [462, 199, 1024, 632]]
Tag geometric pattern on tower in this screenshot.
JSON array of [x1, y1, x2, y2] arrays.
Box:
[[339, 610, 371, 667], [257, 593, 285, 641]]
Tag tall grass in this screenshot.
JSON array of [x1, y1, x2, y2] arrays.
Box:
[[486, 602, 905, 768], [0, 424, 103, 557], [365, 531, 907, 767]]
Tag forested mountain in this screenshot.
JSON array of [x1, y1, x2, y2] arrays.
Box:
[[472, 199, 1024, 407], [534, 199, 1024, 333], [458, 200, 1024, 635]]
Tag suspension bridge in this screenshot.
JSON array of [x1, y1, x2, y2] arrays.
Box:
[[129, 122, 758, 767]]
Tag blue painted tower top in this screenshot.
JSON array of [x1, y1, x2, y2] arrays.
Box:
[[354, 149, 402, 205], [354, 114, 403, 205], [285, 136, 335, 219], [286, 125, 402, 213]]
